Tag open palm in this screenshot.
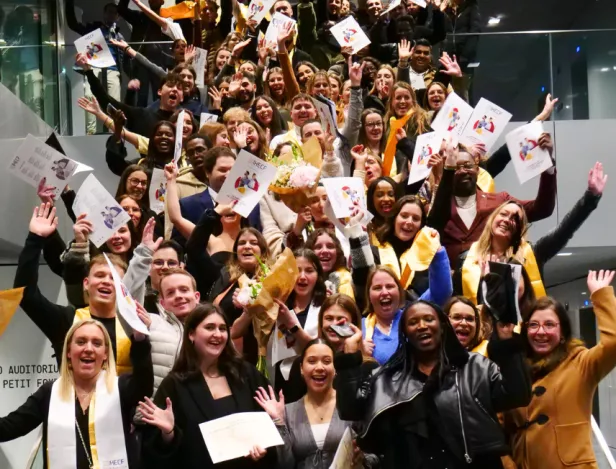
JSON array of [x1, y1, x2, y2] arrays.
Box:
[[254, 386, 285, 422], [138, 397, 174, 434]]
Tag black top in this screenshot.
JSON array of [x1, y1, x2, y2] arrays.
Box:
[[142, 363, 277, 469], [0, 339, 153, 469]]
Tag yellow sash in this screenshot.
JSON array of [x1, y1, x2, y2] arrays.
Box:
[[74, 308, 132, 375], [477, 168, 495, 193], [461, 242, 547, 306], [377, 227, 441, 290], [471, 339, 489, 356], [383, 112, 414, 176], [364, 313, 378, 342], [335, 268, 355, 300]]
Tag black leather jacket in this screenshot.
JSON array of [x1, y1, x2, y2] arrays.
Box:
[[335, 338, 531, 468]]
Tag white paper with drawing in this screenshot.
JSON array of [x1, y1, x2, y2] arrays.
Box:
[[103, 254, 149, 336], [322, 177, 368, 219], [7, 134, 93, 198], [265, 13, 296, 52], [460, 98, 512, 151], [216, 150, 277, 217], [330, 17, 371, 54], [72, 174, 131, 247], [408, 131, 444, 185], [174, 110, 185, 165], [200, 112, 218, 128], [74, 28, 116, 68], [248, 0, 276, 25], [505, 122, 553, 184], [194, 48, 208, 86], [329, 427, 354, 469], [199, 412, 284, 464], [431, 92, 474, 137], [313, 95, 338, 136], [149, 168, 167, 214]]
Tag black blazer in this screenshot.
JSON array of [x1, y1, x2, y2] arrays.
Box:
[[142, 362, 277, 469]]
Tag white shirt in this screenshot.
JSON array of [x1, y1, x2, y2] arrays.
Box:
[[455, 194, 477, 230], [208, 187, 218, 205], [311, 423, 330, 450], [162, 18, 185, 41]]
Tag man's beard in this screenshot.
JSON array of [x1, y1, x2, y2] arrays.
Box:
[[238, 91, 254, 105]]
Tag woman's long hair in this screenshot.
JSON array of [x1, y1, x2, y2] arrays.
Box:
[[364, 265, 406, 315], [208, 46, 231, 85], [170, 108, 199, 142], [369, 65, 396, 97], [241, 119, 269, 161], [171, 304, 245, 383], [58, 319, 116, 401], [317, 293, 362, 346], [288, 248, 328, 308], [306, 71, 331, 98], [250, 96, 288, 141], [226, 227, 271, 283], [99, 222, 139, 262], [423, 81, 448, 112], [305, 228, 347, 274], [384, 82, 431, 137], [144, 120, 175, 169], [115, 164, 151, 208], [116, 194, 148, 243], [376, 195, 427, 245], [264, 67, 286, 106], [357, 108, 386, 153], [476, 200, 529, 262], [375, 300, 468, 391], [366, 176, 404, 233]]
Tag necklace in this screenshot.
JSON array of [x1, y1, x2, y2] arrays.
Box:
[[306, 395, 335, 422], [75, 419, 94, 469]]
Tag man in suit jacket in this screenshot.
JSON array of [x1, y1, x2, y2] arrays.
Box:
[[428, 134, 557, 264], [176, 147, 262, 242]]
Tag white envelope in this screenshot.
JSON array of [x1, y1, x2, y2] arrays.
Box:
[[74, 28, 116, 69], [330, 17, 371, 54], [216, 150, 277, 217], [505, 122, 553, 184], [408, 131, 444, 185], [430, 91, 474, 137], [460, 98, 512, 152]]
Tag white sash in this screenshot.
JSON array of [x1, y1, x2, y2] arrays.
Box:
[[270, 302, 320, 381], [48, 372, 129, 469]]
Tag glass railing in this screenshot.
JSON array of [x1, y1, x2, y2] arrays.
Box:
[[4, 30, 616, 135]]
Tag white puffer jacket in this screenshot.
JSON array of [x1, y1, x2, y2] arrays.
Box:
[[149, 305, 183, 395]]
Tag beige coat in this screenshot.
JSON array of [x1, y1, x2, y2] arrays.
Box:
[[505, 286, 616, 469], [259, 192, 297, 257]]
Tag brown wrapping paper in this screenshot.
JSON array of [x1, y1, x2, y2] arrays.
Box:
[[0, 287, 24, 337]]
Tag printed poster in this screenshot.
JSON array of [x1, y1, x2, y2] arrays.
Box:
[[194, 47, 208, 87], [322, 177, 367, 219], [248, 0, 275, 25], [265, 13, 296, 52], [313, 95, 338, 137], [72, 174, 131, 248], [408, 131, 444, 185], [505, 122, 553, 184], [149, 168, 167, 214], [174, 110, 186, 165], [430, 91, 474, 137], [460, 98, 512, 152], [330, 17, 371, 54], [74, 28, 116, 68], [103, 254, 149, 336], [200, 112, 219, 128], [7, 134, 93, 198], [216, 150, 277, 217]]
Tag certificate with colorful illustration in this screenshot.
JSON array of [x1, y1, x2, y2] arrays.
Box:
[[74, 28, 116, 68], [313, 95, 338, 137], [265, 13, 296, 52], [505, 122, 553, 184], [460, 98, 512, 152], [248, 0, 275, 25], [430, 92, 474, 138], [149, 168, 167, 214], [330, 17, 371, 54], [408, 132, 444, 185], [216, 150, 277, 217], [322, 177, 368, 219]]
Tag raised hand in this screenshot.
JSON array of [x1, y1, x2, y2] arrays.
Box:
[[214, 202, 236, 217], [228, 72, 243, 97], [29, 203, 58, 238], [233, 125, 249, 149], [208, 86, 222, 110], [442, 135, 458, 167], [398, 39, 412, 63], [340, 45, 354, 58], [247, 446, 267, 461], [184, 44, 196, 63], [362, 338, 375, 357], [254, 385, 286, 422], [538, 132, 553, 157], [588, 162, 608, 196], [232, 38, 252, 60], [74, 52, 92, 72], [109, 38, 129, 50], [395, 127, 407, 141], [342, 323, 363, 353], [142, 217, 163, 252], [246, 18, 258, 32], [293, 207, 313, 235], [37, 178, 57, 205], [439, 52, 462, 77], [77, 96, 103, 116], [135, 301, 151, 331], [535, 93, 559, 122], [73, 213, 94, 243], [348, 56, 366, 87], [164, 162, 178, 181], [587, 270, 615, 295], [138, 397, 174, 434], [277, 22, 295, 50], [351, 144, 368, 168], [274, 298, 298, 328]]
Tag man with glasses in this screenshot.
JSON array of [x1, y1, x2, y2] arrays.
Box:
[[428, 135, 557, 262]]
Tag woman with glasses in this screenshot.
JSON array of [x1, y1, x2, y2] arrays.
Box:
[[505, 270, 616, 469]]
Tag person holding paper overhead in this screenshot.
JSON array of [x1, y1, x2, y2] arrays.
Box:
[[335, 298, 531, 469], [0, 318, 153, 469], [504, 270, 616, 469], [297, 0, 345, 71], [141, 304, 277, 469], [13, 203, 146, 375], [428, 135, 557, 263]]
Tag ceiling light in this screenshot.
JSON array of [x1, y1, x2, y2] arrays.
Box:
[[565, 105, 570, 109], [613, 66, 616, 70], [557, 252, 573, 256], [467, 62, 480, 68], [581, 292, 587, 295], [487, 17, 501, 26], [601, 67, 610, 72]]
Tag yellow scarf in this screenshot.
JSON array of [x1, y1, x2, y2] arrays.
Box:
[[383, 111, 414, 176], [377, 227, 441, 290], [74, 308, 132, 375], [477, 168, 495, 193], [461, 241, 547, 306], [334, 268, 355, 299]]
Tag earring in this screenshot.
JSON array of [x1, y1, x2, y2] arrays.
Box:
[[102, 361, 107, 370]]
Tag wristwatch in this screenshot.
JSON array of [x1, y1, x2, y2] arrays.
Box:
[[289, 324, 300, 334]]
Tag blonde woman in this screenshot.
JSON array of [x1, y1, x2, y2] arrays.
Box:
[[0, 319, 153, 469]]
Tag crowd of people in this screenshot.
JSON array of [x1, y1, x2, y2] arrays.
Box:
[[0, 0, 615, 468]]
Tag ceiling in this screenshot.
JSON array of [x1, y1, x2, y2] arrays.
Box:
[[543, 246, 616, 288]]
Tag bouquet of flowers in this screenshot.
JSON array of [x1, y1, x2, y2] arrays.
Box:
[[268, 137, 323, 213], [236, 249, 299, 377]]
